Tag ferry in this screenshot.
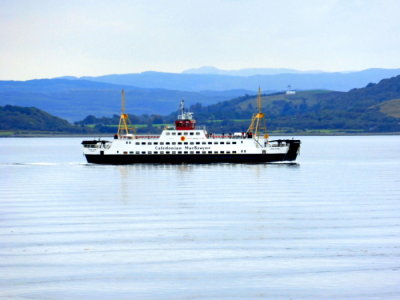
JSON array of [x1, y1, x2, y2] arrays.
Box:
[[82, 89, 301, 164]]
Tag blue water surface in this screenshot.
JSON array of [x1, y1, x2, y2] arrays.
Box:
[[0, 136, 399, 299]]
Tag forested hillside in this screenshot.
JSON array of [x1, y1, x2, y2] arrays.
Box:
[[0, 105, 90, 133], [187, 75, 400, 133]]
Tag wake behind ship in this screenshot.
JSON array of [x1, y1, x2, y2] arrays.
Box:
[[82, 89, 301, 164]]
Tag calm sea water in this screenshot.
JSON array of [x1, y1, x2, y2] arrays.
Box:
[[0, 136, 399, 299]]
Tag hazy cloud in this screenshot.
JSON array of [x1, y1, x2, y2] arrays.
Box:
[[0, 0, 399, 80]]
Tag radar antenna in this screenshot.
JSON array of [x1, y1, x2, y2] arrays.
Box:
[[177, 99, 193, 120], [247, 87, 268, 138]]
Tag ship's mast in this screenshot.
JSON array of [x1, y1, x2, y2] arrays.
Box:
[[117, 90, 134, 137], [180, 99, 184, 117], [247, 87, 268, 138]]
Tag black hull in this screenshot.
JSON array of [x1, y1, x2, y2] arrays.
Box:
[[85, 140, 300, 165]]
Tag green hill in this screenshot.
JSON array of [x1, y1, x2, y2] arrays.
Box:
[[0, 105, 91, 134], [375, 99, 400, 118], [184, 75, 400, 133]]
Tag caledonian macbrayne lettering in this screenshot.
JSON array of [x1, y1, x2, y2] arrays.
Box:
[[155, 146, 211, 151]]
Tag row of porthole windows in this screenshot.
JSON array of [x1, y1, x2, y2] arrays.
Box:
[[118, 151, 238, 155], [126, 141, 239, 145], [165, 132, 200, 136]]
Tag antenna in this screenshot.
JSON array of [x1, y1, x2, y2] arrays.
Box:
[[257, 86, 262, 114], [180, 99, 184, 116], [121, 89, 125, 114]]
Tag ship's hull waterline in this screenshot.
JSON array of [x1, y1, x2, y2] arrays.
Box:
[[84, 140, 300, 164]]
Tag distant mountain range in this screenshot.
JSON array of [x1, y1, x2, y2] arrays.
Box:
[[2, 75, 400, 135], [77, 68, 400, 92], [182, 66, 323, 76], [1, 67, 400, 123], [0, 79, 252, 121]]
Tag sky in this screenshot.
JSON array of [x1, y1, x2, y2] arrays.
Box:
[[0, 0, 399, 80]]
